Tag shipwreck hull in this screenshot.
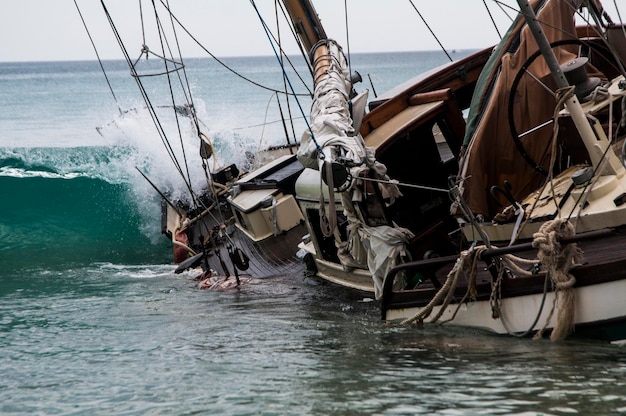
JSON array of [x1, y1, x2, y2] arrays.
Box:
[[382, 229, 626, 343], [165, 203, 305, 278], [163, 153, 307, 279], [385, 279, 626, 343]]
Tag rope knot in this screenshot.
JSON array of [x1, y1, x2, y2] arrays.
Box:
[[531, 218, 579, 341], [554, 275, 576, 290]]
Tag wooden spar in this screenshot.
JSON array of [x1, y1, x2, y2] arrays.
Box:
[[280, 0, 327, 53]]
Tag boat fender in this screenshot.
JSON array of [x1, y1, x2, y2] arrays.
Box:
[[229, 245, 250, 271]]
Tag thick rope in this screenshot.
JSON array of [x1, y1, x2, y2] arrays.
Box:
[[398, 219, 583, 342], [397, 233, 571, 332], [399, 243, 543, 326], [400, 245, 487, 325], [531, 218, 581, 341]]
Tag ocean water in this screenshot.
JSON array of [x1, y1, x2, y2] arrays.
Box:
[[1, 51, 626, 415]]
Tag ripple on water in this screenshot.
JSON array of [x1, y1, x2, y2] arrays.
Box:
[[1, 265, 625, 414]]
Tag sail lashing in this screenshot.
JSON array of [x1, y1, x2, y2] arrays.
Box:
[[298, 39, 410, 298]]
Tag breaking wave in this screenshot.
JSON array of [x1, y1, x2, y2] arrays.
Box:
[[0, 146, 172, 272]]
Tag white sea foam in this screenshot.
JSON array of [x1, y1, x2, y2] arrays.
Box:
[[96, 99, 262, 203], [0, 166, 85, 179]]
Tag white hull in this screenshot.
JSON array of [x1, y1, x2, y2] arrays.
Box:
[[386, 278, 626, 340]]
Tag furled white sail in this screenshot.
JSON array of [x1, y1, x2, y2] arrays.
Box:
[[298, 39, 409, 298]]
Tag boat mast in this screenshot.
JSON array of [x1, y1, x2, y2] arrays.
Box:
[[516, 0, 623, 175], [280, 0, 327, 53]]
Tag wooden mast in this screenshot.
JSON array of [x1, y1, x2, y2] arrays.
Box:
[[280, 0, 327, 53]]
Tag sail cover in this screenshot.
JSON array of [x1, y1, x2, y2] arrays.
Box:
[[297, 40, 366, 171], [298, 40, 406, 298], [459, 0, 588, 218]]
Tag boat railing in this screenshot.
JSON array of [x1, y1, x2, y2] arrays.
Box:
[[380, 227, 616, 318]]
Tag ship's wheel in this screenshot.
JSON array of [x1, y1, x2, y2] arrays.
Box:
[[507, 39, 617, 175]]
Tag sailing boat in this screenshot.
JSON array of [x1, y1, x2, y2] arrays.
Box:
[[81, 1, 315, 285], [376, 0, 626, 342], [85, 0, 626, 341], [279, 0, 626, 342]]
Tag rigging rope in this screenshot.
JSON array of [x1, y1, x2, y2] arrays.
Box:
[[531, 219, 580, 341], [149, 0, 196, 206], [344, 0, 353, 80], [155, 0, 312, 98], [400, 245, 485, 326], [483, 0, 503, 40], [613, 0, 626, 36], [100, 0, 195, 202], [492, 0, 516, 23], [406, 0, 452, 62], [73, 0, 122, 114], [273, 0, 296, 150], [231, 115, 305, 131], [164, 0, 211, 192], [252, 93, 277, 168], [139, 0, 146, 50], [276, 0, 314, 77], [156, 0, 238, 240], [400, 218, 579, 342], [249, 0, 323, 158], [101, 0, 222, 231], [358, 176, 449, 194]]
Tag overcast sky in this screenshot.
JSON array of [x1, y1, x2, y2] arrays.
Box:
[[0, 1, 623, 62]]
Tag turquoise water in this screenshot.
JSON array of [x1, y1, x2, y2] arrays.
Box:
[[1, 52, 625, 415]]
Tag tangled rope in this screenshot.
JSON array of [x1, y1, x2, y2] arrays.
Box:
[[400, 245, 487, 326], [531, 218, 582, 341], [400, 218, 582, 342], [399, 244, 540, 327]]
